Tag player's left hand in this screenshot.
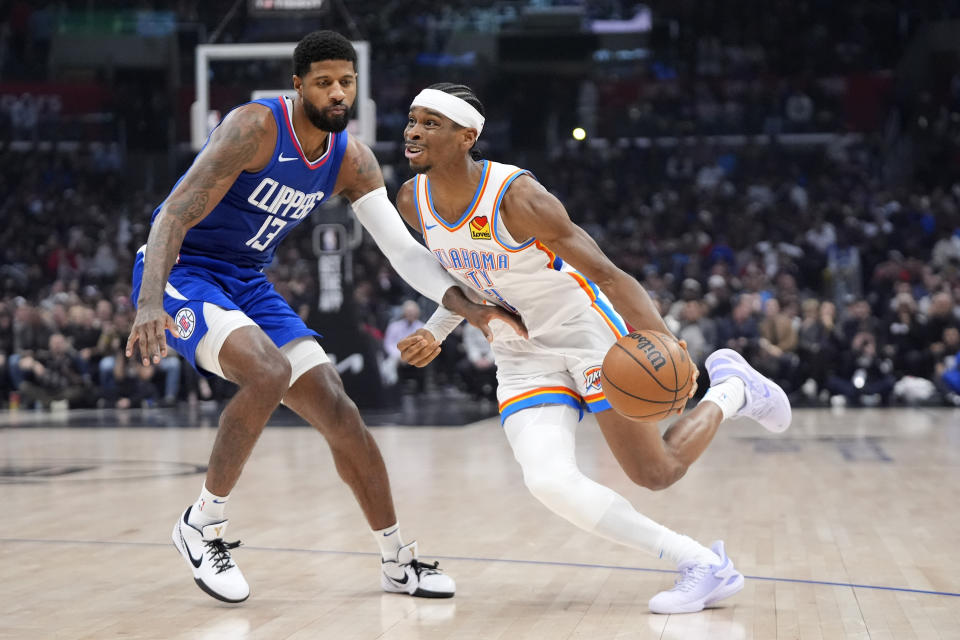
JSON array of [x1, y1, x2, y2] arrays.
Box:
[[398, 328, 442, 367], [440, 285, 528, 342], [460, 303, 528, 343], [676, 339, 699, 414]]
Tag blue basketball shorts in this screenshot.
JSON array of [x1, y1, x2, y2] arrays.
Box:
[[131, 249, 319, 376]]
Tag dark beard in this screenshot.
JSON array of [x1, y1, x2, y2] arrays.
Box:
[[410, 162, 431, 174], [303, 97, 351, 133]]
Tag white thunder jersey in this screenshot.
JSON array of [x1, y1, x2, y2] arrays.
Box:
[[413, 160, 625, 341]]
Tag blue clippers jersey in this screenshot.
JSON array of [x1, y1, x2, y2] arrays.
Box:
[[152, 97, 348, 271]]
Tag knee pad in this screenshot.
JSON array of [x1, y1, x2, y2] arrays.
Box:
[[280, 336, 330, 386], [194, 303, 257, 379]]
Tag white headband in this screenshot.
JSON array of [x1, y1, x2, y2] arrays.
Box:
[[411, 89, 485, 137]]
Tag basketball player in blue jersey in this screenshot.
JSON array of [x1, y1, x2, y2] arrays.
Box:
[[394, 83, 793, 614], [126, 33, 525, 604]]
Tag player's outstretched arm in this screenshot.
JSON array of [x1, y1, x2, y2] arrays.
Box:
[[337, 140, 462, 304], [501, 175, 671, 336], [127, 105, 275, 366], [500, 177, 697, 399]]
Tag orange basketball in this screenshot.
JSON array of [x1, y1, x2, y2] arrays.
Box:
[[600, 330, 694, 420]]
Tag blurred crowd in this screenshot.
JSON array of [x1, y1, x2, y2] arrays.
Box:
[[3, 135, 959, 411], [530, 136, 960, 407], [2, 1, 960, 411], [5, 1, 954, 147], [2, 169, 959, 410]]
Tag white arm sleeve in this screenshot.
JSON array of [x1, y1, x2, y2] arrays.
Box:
[[351, 187, 457, 304], [423, 304, 464, 342]]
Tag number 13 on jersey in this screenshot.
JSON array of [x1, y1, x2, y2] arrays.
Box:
[[245, 215, 287, 251]]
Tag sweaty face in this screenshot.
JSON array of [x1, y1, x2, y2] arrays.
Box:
[[404, 106, 468, 174], [296, 59, 357, 133]]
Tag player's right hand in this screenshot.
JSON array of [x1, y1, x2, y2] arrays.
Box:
[[126, 306, 177, 366], [398, 328, 442, 367], [676, 339, 699, 414]]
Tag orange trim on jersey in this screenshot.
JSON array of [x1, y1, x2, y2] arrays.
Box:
[[491, 169, 536, 253], [566, 271, 597, 302], [425, 164, 492, 231], [498, 386, 581, 412], [590, 303, 623, 337], [413, 175, 432, 249], [533, 240, 557, 269], [582, 391, 606, 403]]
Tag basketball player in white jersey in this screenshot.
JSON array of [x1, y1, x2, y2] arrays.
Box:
[[393, 83, 792, 614]]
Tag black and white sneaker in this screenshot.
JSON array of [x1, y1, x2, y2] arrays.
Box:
[[381, 541, 455, 598], [171, 506, 249, 603]]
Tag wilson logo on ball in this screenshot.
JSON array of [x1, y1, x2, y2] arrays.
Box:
[[629, 333, 667, 371], [601, 330, 692, 420]]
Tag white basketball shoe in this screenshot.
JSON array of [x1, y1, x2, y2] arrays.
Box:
[[705, 348, 792, 432], [649, 540, 745, 614], [381, 541, 455, 598], [172, 506, 250, 603]]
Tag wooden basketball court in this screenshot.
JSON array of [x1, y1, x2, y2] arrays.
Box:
[[1, 406, 958, 639]]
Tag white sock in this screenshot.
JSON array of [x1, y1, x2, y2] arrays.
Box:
[[187, 485, 229, 528], [373, 523, 404, 561], [593, 494, 722, 566], [701, 377, 746, 420]]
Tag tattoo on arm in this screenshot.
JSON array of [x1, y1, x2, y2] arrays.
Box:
[[353, 144, 379, 177], [165, 114, 265, 225], [341, 142, 385, 202], [137, 109, 268, 308]]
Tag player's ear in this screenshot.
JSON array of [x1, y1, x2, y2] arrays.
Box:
[[462, 127, 478, 150], [292, 75, 302, 96]]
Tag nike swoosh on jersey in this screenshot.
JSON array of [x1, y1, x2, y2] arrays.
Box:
[[278, 153, 298, 162], [424, 223, 437, 230]]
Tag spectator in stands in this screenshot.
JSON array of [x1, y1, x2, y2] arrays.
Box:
[[64, 304, 101, 365], [796, 298, 838, 399], [703, 273, 733, 320], [9, 303, 50, 391], [840, 298, 878, 345], [826, 330, 896, 407], [883, 292, 928, 377], [381, 300, 426, 392], [757, 297, 800, 393], [16, 332, 92, 409], [924, 291, 959, 346], [716, 294, 760, 357], [111, 356, 160, 409], [671, 299, 716, 367], [457, 323, 497, 403]]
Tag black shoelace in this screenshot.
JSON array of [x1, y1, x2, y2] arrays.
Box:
[[205, 539, 241, 574], [408, 558, 441, 576]]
